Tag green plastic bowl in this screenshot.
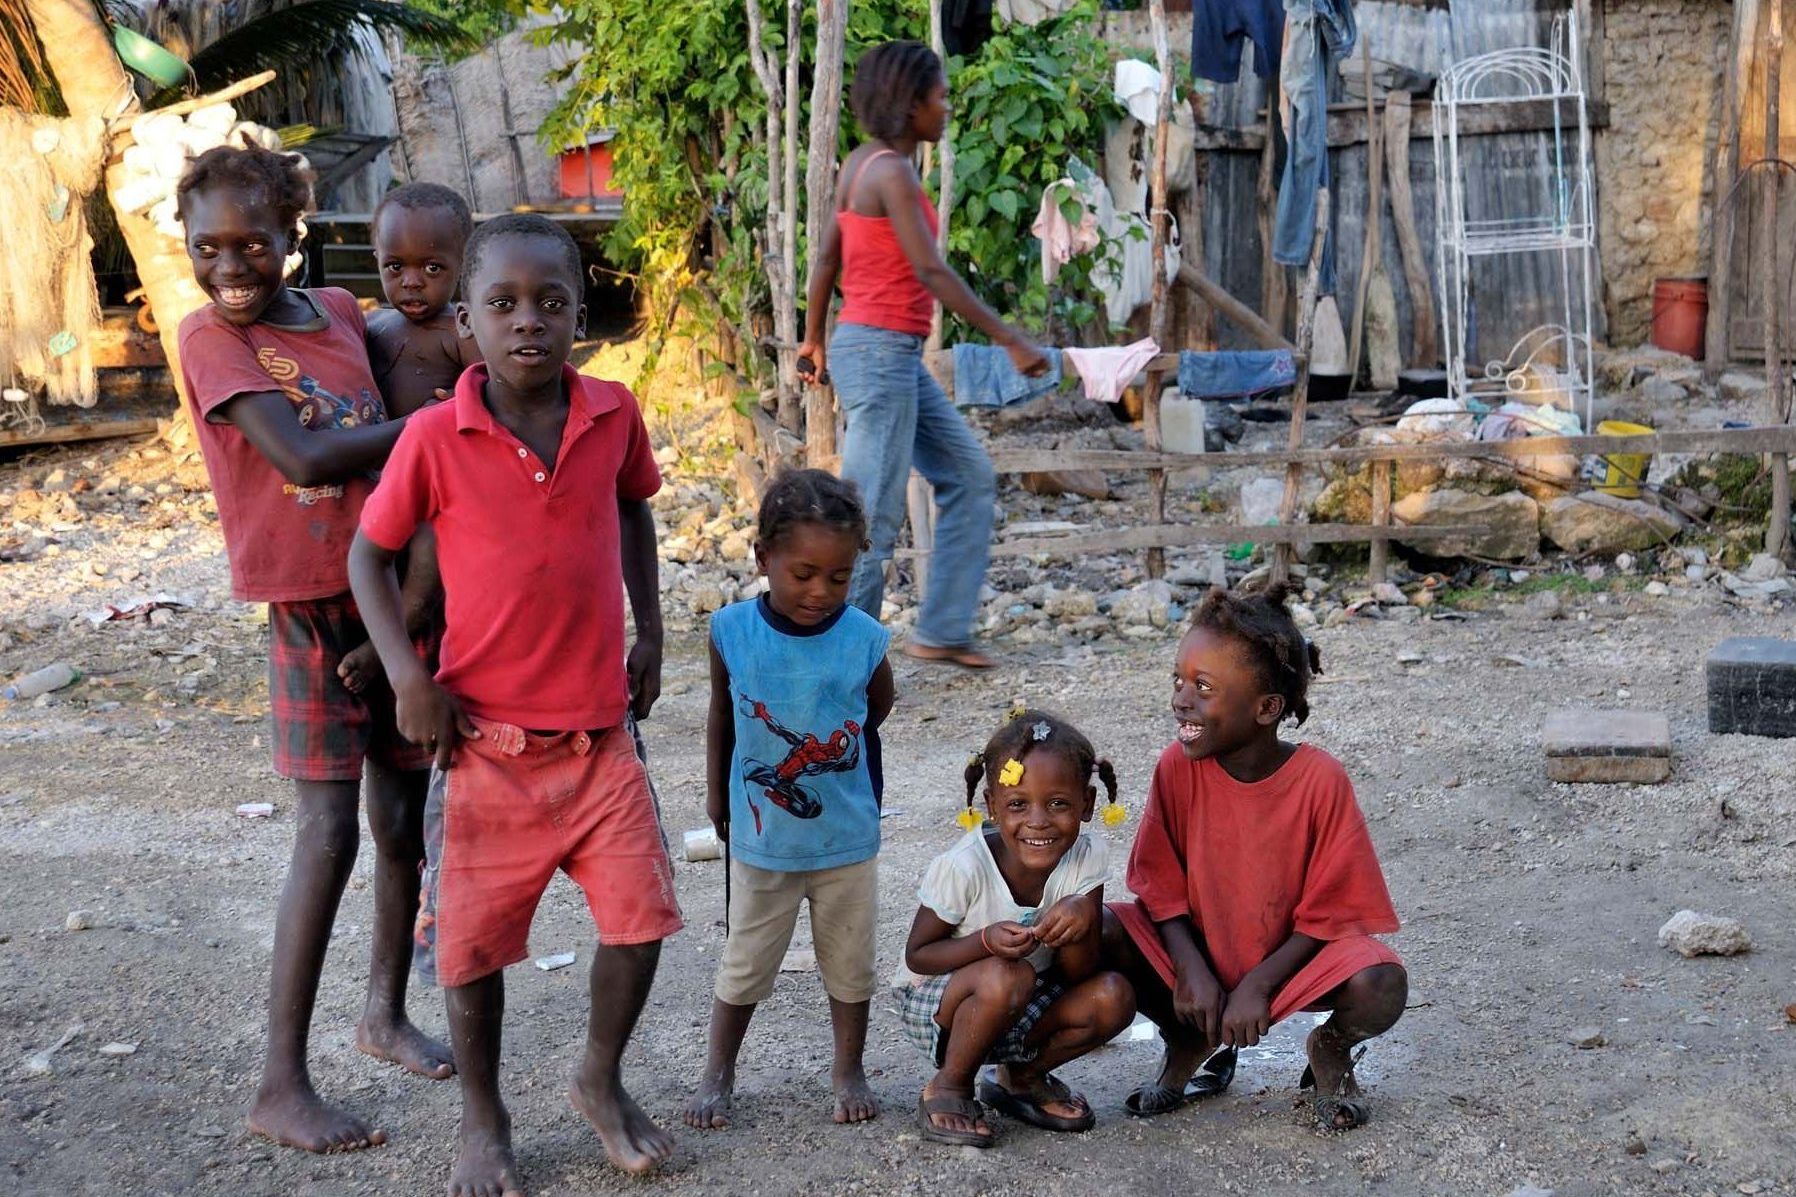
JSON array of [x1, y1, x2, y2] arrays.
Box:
[[112, 26, 189, 88]]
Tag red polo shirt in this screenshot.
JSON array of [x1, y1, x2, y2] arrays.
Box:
[[360, 363, 661, 730]]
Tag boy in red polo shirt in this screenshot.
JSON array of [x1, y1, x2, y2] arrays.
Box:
[[348, 214, 682, 1192]]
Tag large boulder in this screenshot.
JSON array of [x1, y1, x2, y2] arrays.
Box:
[[1392, 489, 1541, 560], [1541, 493, 1686, 554]]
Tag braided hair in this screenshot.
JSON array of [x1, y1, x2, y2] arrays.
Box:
[[176, 145, 313, 229], [1188, 581, 1323, 726], [757, 468, 868, 552], [850, 41, 944, 142], [963, 708, 1118, 809]]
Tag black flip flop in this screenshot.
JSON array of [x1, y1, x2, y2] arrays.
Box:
[[1124, 1047, 1237, 1117], [977, 1070, 1095, 1133], [1300, 1046, 1370, 1131]]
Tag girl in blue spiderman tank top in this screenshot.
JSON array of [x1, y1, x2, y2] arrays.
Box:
[[684, 469, 897, 1131]]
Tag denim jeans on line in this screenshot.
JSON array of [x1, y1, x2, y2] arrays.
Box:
[[830, 323, 997, 648], [1272, 0, 1356, 294]]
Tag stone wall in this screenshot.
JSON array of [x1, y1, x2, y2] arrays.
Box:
[[1596, 0, 1731, 347]]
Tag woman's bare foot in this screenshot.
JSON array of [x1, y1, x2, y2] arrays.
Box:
[[1304, 1024, 1369, 1130], [248, 1079, 387, 1153], [570, 1068, 675, 1174], [356, 1015, 455, 1080], [449, 1115, 523, 1197], [832, 1065, 880, 1124], [682, 1066, 733, 1130], [337, 641, 382, 694]]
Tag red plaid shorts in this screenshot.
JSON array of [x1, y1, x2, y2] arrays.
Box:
[[267, 594, 440, 782]]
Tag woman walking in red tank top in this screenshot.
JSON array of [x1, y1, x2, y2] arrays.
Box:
[[799, 41, 1048, 670]]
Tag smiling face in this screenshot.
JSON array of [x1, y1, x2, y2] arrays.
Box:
[[756, 521, 862, 627], [1170, 625, 1284, 762], [181, 187, 295, 327], [984, 748, 1095, 874], [457, 233, 584, 393], [374, 205, 465, 324]]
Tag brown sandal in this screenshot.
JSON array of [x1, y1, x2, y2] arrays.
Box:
[[917, 1091, 994, 1147], [902, 642, 996, 669]]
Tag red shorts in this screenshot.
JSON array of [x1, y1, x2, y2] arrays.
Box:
[[267, 595, 440, 782], [414, 717, 684, 988]]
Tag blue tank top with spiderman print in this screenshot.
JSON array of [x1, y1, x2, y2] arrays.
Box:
[[711, 595, 891, 871]]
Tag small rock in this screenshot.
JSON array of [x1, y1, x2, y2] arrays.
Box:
[[1615, 553, 1634, 573], [1372, 581, 1407, 606], [1637, 376, 1687, 406], [688, 584, 728, 615], [1291, 602, 1318, 629], [719, 530, 752, 562], [41, 468, 71, 491], [65, 910, 94, 932], [1503, 1187, 1555, 1197], [148, 607, 175, 629], [1657, 909, 1752, 958], [1523, 590, 1563, 621], [1543, 493, 1686, 555], [235, 802, 274, 818], [1043, 589, 1099, 619], [1397, 650, 1425, 666], [97, 1042, 138, 1057], [1583, 564, 1606, 582], [534, 951, 577, 971], [1623, 1133, 1646, 1156], [1649, 1159, 1681, 1174], [1644, 581, 1670, 597], [1743, 553, 1787, 583], [1686, 564, 1708, 582], [1569, 1026, 1606, 1049]]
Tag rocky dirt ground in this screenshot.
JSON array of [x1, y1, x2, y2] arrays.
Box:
[[3, 399, 1795, 1197]]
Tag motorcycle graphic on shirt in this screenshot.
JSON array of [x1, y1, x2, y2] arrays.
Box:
[[738, 694, 862, 834]]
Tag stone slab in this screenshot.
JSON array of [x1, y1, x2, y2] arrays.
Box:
[[1546, 754, 1674, 784], [1542, 708, 1673, 758], [1706, 637, 1796, 738]]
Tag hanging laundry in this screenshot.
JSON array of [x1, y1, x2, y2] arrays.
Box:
[[1177, 350, 1296, 399], [1192, 0, 1285, 84], [1114, 59, 1165, 127], [1107, 64, 1200, 205], [1274, 0, 1356, 295], [1033, 180, 1102, 286], [952, 343, 1063, 408], [997, 0, 1077, 26], [1064, 338, 1160, 406], [1084, 171, 1179, 328]]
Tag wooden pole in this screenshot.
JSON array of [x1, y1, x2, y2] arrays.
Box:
[[1144, 0, 1175, 580], [1176, 263, 1295, 350], [1347, 34, 1383, 388], [1765, 0, 1790, 558], [1257, 97, 1287, 335], [1706, 0, 1758, 373], [1368, 458, 1393, 583], [744, 0, 800, 434], [803, 0, 848, 466], [1384, 91, 1437, 367], [927, 2, 956, 354], [1181, 89, 1215, 349], [1272, 189, 1331, 583]]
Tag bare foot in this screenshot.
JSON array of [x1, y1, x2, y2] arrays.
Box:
[[337, 641, 382, 694], [1304, 1024, 1368, 1130], [570, 1070, 675, 1175], [449, 1116, 523, 1197], [682, 1067, 733, 1130], [832, 1067, 880, 1124], [248, 1080, 387, 1153], [356, 1015, 455, 1080]]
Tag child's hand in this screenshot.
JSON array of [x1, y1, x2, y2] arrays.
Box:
[[627, 637, 663, 720], [1032, 895, 1097, 948], [1220, 981, 1273, 1048], [981, 921, 1036, 961], [1172, 961, 1225, 1043], [396, 676, 480, 771]]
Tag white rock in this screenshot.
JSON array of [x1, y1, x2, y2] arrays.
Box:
[[65, 910, 94, 931], [1644, 581, 1670, 597], [97, 1042, 138, 1057], [1657, 909, 1752, 958], [1372, 581, 1408, 606], [1615, 552, 1635, 573], [1522, 590, 1563, 621], [688, 585, 727, 615], [1743, 553, 1787, 582], [1043, 589, 1099, 619]]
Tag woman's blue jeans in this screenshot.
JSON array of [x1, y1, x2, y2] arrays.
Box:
[[830, 323, 997, 648]]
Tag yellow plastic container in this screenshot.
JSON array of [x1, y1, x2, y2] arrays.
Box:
[[1595, 420, 1653, 498]]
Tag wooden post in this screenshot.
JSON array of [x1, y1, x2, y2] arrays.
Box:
[[1368, 458, 1392, 583], [927, 1, 956, 354], [1706, 0, 1758, 373], [1347, 34, 1383, 388], [1144, 0, 1175, 580], [1176, 263, 1294, 351], [1180, 88, 1215, 349], [745, 0, 802, 434], [1384, 91, 1437, 368], [1257, 97, 1287, 335], [1272, 190, 1331, 583], [803, 0, 848, 466], [1765, 1, 1790, 558]]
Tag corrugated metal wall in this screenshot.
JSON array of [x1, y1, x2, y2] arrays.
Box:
[[1201, 0, 1606, 365]]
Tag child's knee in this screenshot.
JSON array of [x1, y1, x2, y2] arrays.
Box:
[[1088, 971, 1137, 1029], [973, 958, 1038, 1013], [1343, 963, 1408, 1027]]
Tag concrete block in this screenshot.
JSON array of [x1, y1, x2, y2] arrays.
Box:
[[1543, 708, 1673, 784], [1707, 638, 1796, 738]]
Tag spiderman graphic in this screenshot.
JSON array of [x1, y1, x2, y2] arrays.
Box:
[[738, 694, 862, 835]]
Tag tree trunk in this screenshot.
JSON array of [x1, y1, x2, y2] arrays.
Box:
[[803, 0, 847, 466], [25, 0, 207, 410], [745, 0, 800, 433]]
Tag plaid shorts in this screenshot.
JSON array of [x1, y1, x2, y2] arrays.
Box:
[[892, 970, 1066, 1068], [267, 594, 439, 782]]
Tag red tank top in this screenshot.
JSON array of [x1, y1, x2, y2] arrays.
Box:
[[836, 149, 939, 337]]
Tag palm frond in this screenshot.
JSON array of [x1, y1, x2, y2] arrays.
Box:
[[174, 0, 476, 98], [2, 0, 51, 111]]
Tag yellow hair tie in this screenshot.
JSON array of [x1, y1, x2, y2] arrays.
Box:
[[955, 806, 985, 831], [998, 758, 1025, 786], [1102, 800, 1128, 827]]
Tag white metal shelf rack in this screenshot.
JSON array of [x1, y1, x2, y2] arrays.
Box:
[[1432, 11, 1597, 428]]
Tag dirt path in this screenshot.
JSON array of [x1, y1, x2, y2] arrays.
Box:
[[3, 440, 1795, 1197]]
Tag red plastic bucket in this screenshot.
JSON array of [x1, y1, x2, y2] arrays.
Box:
[[1651, 276, 1708, 359]]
